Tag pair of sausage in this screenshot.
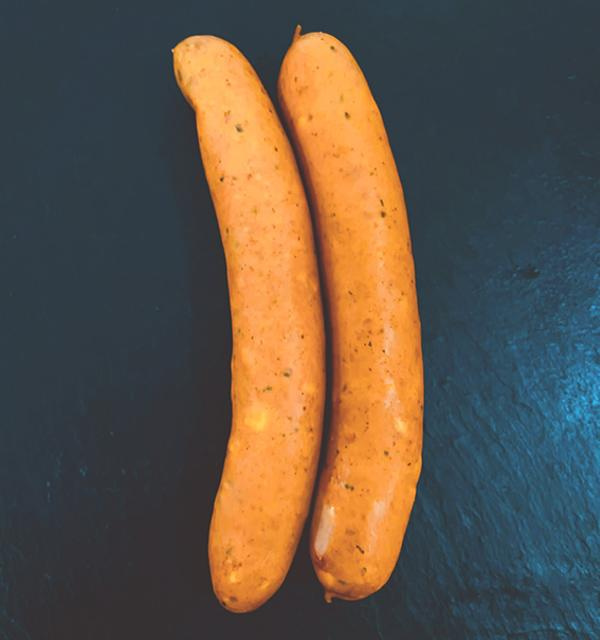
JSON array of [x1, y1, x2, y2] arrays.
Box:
[[173, 26, 423, 612]]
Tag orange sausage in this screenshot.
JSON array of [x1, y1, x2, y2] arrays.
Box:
[[173, 36, 325, 613], [278, 28, 423, 602]]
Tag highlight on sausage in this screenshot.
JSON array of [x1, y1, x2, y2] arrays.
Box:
[[278, 27, 423, 602], [173, 35, 325, 613]]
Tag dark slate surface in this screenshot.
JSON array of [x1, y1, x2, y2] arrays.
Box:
[[1, 1, 599, 638]]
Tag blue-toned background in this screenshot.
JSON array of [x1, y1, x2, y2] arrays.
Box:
[[1, 1, 598, 638]]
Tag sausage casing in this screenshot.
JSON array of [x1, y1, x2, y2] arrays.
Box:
[[174, 35, 325, 612], [278, 29, 423, 602]]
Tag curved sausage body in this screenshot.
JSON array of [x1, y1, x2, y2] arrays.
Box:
[[278, 30, 423, 602], [173, 36, 325, 613]]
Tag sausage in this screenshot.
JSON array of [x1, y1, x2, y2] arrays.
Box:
[[278, 28, 423, 602], [173, 35, 325, 613]]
